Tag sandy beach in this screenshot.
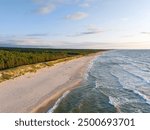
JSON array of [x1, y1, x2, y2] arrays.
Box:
[[0, 53, 100, 113]]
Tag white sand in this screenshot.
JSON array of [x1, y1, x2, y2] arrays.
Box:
[[0, 54, 100, 113]]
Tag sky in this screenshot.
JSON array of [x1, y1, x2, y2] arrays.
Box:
[[0, 0, 150, 49]]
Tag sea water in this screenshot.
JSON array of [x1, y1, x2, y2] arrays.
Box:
[[51, 50, 150, 113]]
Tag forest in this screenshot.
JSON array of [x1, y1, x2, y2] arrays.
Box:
[[0, 47, 101, 70]]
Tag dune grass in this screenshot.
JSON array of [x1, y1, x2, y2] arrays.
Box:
[[0, 56, 81, 83]]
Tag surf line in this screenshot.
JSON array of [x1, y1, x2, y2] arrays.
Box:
[[48, 91, 70, 113]]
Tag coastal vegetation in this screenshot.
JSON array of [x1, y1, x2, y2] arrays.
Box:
[[0, 47, 101, 70], [0, 47, 102, 82]]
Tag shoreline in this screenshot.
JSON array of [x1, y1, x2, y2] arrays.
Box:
[[31, 53, 101, 113], [31, 78, 82, 113], [0, 52, 102, 113]]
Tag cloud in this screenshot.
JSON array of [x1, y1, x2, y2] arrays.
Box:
[[69, 24, 104, 36], [65, 12, 88, 20], [9, 38, 44, 45], [0, 35, 66, 47], [78, 29, 103, 36], [32, 0, 95, 15], [32, 0, 58, 15], [35, 4, 55, 15], [26, 33, 49, 37], [87, 24, 103, 33], [141, 32, 150, 35], [79, 0, 96, 7], [1, 35, 150, 49]]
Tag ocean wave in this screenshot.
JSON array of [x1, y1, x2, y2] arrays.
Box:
[[48, 91, 70, 113], [119, 63, 150, 84], [53, 50, 150, 113], [133, 90, 150, 105], [84, 55, 98, 81], [108, 96, 121, 112]]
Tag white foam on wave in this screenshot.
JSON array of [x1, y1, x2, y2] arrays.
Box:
[[95, 80, 99, 88], [84, 55, 100, 80], [108, 96, 121, 112], [92, 80, 99, 90], [133, 90, 150, 105], [109, 96, 117, 106], [120, 63, 150, 84], [92, 50, 150, 112], [48, 91, 70, 113], [111, 68, 150, 105]]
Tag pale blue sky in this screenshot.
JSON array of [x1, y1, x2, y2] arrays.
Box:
[[0, 0, 150, 49]]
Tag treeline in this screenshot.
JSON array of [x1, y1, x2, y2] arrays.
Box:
[[0, 48, 101, 70]]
